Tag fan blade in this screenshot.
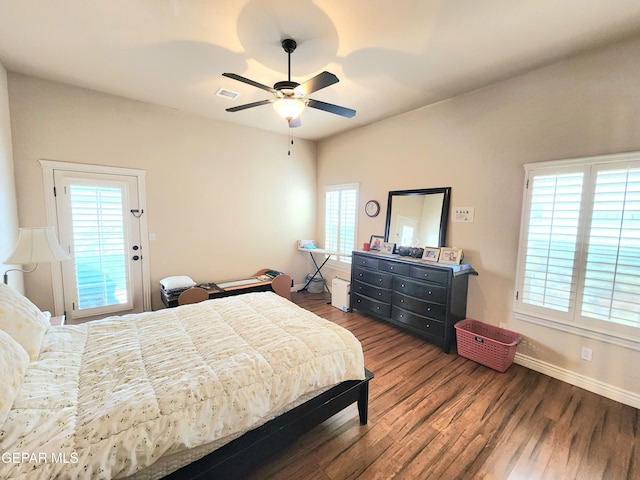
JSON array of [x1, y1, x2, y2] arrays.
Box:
[[307, 99, 356, 118], [222, 73, 276, 94], [226, 99, 273, 112], [288, 117, 302, 128], [295, 71, 339, 95]]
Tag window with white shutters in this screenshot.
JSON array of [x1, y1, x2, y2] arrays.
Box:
[[324, 184, 358, 265], [515, 153, 640, 341]]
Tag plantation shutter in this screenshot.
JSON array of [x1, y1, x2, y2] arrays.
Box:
[[520, 171, 584, 315], [580, 166, 640, 326], [324, 185, 358, 263]]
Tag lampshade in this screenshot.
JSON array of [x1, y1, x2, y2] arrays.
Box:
[[4, 227, 70, 265], [273, 98, 305, 121]]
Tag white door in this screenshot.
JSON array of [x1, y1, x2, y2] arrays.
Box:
[[54, 171, 145, 321]]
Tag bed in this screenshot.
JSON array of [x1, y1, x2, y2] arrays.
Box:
[[0, 283, 371, 479]]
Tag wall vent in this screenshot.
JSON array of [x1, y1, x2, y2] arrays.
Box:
[[215, 88, 240, 100]]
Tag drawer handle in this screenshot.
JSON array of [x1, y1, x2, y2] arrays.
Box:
[[379, 278, 383, 282], [376, 306, 380, 310], [426, 307, 431, 312], [359, 273, 363, 277], [390, 266, 394, 270], [400, 314, 404, 318], [428, 291, 432, 295], [425, 323, 430, 328], [424, 273, 429, 277], [401, 284, 405, 288], [378, 292, 382, 296]]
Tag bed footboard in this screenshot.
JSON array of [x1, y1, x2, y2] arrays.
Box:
[[165, 369, 374, 480]]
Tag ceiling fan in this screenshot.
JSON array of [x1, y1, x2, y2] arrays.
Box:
[[222, 38, 356, 128]]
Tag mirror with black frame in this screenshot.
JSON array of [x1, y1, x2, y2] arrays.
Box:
[[384, 187, 451, 250]]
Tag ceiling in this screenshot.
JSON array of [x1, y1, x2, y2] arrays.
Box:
[[1, 0, 640, 141]]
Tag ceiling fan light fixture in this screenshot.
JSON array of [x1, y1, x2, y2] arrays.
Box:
[[223, 37, 355, 124], [273, 98, 305, 120]]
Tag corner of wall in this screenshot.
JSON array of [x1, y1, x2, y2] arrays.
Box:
[[0, 63, 23, 293]]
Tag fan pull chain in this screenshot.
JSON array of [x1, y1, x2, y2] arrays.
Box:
[[288, 129, 294, 156]]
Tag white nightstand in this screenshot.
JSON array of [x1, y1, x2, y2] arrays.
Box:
[[50, 315, 66, 326]]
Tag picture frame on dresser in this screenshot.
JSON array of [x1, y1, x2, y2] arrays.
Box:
[[381, 242, 395, 254], [369, 235, 384, 251], [439, 247, 463, 265], [422, 247, 440, 262]]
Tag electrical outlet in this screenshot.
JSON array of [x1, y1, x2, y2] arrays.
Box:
[[581, 347, 593, 361], [499, 322, 507, 329]]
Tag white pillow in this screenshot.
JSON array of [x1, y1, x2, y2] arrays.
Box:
[[0, 329, 30, 427], [159, 275, 196, 290], [0, 283, 50, 360]]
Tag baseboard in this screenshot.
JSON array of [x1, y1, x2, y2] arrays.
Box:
[[514, 352, 640, 409]]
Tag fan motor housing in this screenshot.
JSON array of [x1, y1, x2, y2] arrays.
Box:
[[274, 80, 299, 91], [274, 80, 301, 98]]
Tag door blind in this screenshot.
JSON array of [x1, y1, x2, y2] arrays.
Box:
[[70, 185, 128, 310]]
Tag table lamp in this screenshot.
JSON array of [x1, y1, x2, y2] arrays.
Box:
[[3, 227, 70, 284]]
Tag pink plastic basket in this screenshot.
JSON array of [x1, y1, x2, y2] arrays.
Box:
[[454, 319, 522, 372]]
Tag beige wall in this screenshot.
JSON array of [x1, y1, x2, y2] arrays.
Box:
[[317, 37, 640, 403], [0, 64, 23, 293], [8, 74, 317, 311]]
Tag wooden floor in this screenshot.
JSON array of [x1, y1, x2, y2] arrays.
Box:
[[247, 291, 639, 480]]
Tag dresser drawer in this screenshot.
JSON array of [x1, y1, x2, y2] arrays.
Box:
[[393, 276, 447, 304], [392, 292, 446, 321], [353, 267, 393, 289], [353, 254, 379, 270], [352, 280, 392, 303], [392, 306, 445, 337], [353, 293, 391, 318], [409, 266, 449, 285], [379, 260, 410, 276]]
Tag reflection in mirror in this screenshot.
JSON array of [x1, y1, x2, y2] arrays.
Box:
[[384, 187, 451, 248]]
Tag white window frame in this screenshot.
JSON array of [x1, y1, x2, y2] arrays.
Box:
[[514, 152, 640, 349], [324, 183, 358, 270]]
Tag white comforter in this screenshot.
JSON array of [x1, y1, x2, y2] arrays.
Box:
[[0, 292, 365, 479]]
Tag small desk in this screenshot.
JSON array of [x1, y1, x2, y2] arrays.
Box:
[[297, 248, 349, 293]]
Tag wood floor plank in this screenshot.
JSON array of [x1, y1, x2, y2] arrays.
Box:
[[246, 292, 640, 480]]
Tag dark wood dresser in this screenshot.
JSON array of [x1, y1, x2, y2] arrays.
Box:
[[350, 250, 477, 353]]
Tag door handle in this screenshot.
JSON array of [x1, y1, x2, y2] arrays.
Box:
[[132, 255, 140, 261]]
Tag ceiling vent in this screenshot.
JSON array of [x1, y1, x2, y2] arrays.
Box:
[[215, 87, 239, 100]]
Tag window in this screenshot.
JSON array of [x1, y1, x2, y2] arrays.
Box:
[[324, 184, 358, 265], [70, 184, 128, 310], [515, 153, 640, 341]]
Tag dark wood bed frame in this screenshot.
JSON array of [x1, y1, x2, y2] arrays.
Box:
[[164, 369, 374, 479]]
